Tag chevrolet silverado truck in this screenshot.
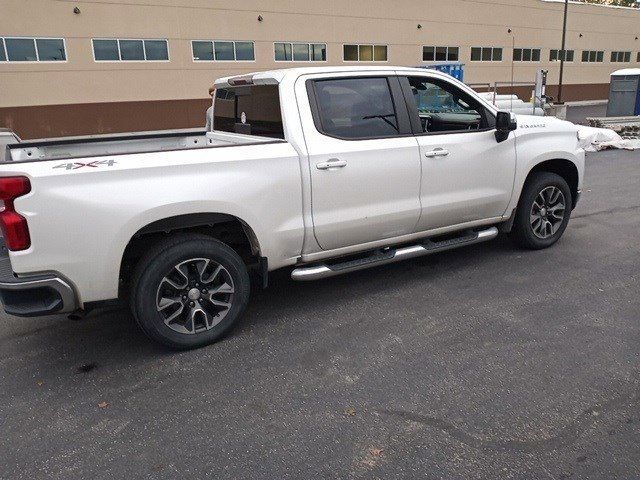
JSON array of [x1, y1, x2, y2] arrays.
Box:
[[0, 67, 584, 349]]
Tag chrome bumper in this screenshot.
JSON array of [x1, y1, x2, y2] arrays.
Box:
[[0, 243, 77, 317]]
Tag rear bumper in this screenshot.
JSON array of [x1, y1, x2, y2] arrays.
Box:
[[0, 248, 77, 317]]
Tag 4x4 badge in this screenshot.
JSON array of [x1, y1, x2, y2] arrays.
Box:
[[53, 159, 117, 170]]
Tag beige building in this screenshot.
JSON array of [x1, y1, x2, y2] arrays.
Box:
[[1, 0, 639, 138]]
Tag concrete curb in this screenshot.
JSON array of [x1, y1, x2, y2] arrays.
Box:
[[565, 100, 608, 107]]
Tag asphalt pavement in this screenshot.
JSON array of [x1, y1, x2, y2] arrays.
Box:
[[1, 150, 639, 479]]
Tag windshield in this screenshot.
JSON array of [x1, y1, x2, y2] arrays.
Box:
[[213, 85, 284, 139], [412, 82, 470, 114]]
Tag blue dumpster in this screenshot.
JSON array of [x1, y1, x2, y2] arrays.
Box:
[[415, 62, 465, 82]]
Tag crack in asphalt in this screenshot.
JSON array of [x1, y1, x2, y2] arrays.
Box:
[[573, 204, 640, 219], [378, 388, 640, 453]]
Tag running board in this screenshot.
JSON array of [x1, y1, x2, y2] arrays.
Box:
[[291, 227, 499, 281]]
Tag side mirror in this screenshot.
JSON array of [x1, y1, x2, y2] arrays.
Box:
[[495, 111, 517, 143]]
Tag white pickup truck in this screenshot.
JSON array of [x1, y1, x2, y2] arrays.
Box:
[[0, 66, 584, 349]]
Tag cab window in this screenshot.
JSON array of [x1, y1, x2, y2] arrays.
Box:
[[213, 85, 284, 138], [405, 76, 494, 133], [311, 77, 401, 139]]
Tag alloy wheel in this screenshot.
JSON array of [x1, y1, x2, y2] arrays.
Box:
[[156, 258, 235, 334], [530, 186, 566, 239]]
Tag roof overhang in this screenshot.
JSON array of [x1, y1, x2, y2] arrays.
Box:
[[611, 68, 640, 77]]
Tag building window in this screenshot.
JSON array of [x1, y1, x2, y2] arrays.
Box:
[[470, 47, 502, 62], [192, 40, 254, 61], [611, 51, 631, 62], [310, 43, 326, 61], [274, 42, 326, 61], [214, 42, 234, 60], [1, 37, 66, 62], [550, 49, 574, 62], [120, 40, 144, 60], [581, 50, 604, 63], [423, 46, 459, 62], [235, 42, 255, 61], [144, 40, 170, 60], [513, 48, 541, 62], [343, 44, 387, 62], [93, 39, 169, 61]]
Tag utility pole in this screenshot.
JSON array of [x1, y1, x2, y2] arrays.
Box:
[[557, 0, 569, 104]]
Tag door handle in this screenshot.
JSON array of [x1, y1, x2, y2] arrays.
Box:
[[316, 159, 347, 170], [424, 148, 449, 158]]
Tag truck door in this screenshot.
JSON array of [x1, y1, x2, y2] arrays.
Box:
[[298, 74, 421, 251], [400, 75, 516, 231]]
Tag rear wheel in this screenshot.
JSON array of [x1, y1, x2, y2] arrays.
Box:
[[130, 234, 250, 349], [511, 172, 572, 250]]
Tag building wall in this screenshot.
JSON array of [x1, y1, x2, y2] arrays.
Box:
[[1, 0, 639, 138]]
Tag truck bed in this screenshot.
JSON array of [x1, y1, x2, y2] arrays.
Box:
[[2, 128, 282, 164]]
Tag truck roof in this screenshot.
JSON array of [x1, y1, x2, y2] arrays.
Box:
[[213, 66, 456, 89]]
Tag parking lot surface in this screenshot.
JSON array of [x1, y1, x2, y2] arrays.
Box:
[[1, 150, 639, 479]]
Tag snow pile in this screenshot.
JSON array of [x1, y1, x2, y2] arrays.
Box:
[[577, 126, 640, 152]]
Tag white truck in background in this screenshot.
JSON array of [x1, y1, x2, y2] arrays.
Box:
[[0, 66, 584, 349]]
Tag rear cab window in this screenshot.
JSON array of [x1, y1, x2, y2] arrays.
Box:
[[213, 85, 284, 139]]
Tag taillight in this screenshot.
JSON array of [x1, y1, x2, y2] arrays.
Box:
[[0, 176, 31, 251]]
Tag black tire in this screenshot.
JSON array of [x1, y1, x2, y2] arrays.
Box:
[[130, 234, 250, 349], [511, 171, 573, 250]]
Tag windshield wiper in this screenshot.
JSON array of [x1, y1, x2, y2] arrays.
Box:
[[362, 113, 399, 132]]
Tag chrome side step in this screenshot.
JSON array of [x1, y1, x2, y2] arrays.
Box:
[[291, 227, 499, 281]]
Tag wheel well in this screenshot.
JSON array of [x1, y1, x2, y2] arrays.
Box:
[[118, 213, 263, 298], [526, 159, 579, 208]]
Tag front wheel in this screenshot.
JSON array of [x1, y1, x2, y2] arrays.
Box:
[[130, 234, 251, 349], [511, 172, 573, 250]]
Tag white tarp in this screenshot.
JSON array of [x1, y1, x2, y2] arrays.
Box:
[[577, 126, 640, 152]]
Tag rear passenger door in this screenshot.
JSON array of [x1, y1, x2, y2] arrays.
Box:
[[298, 74, 421, 251]]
